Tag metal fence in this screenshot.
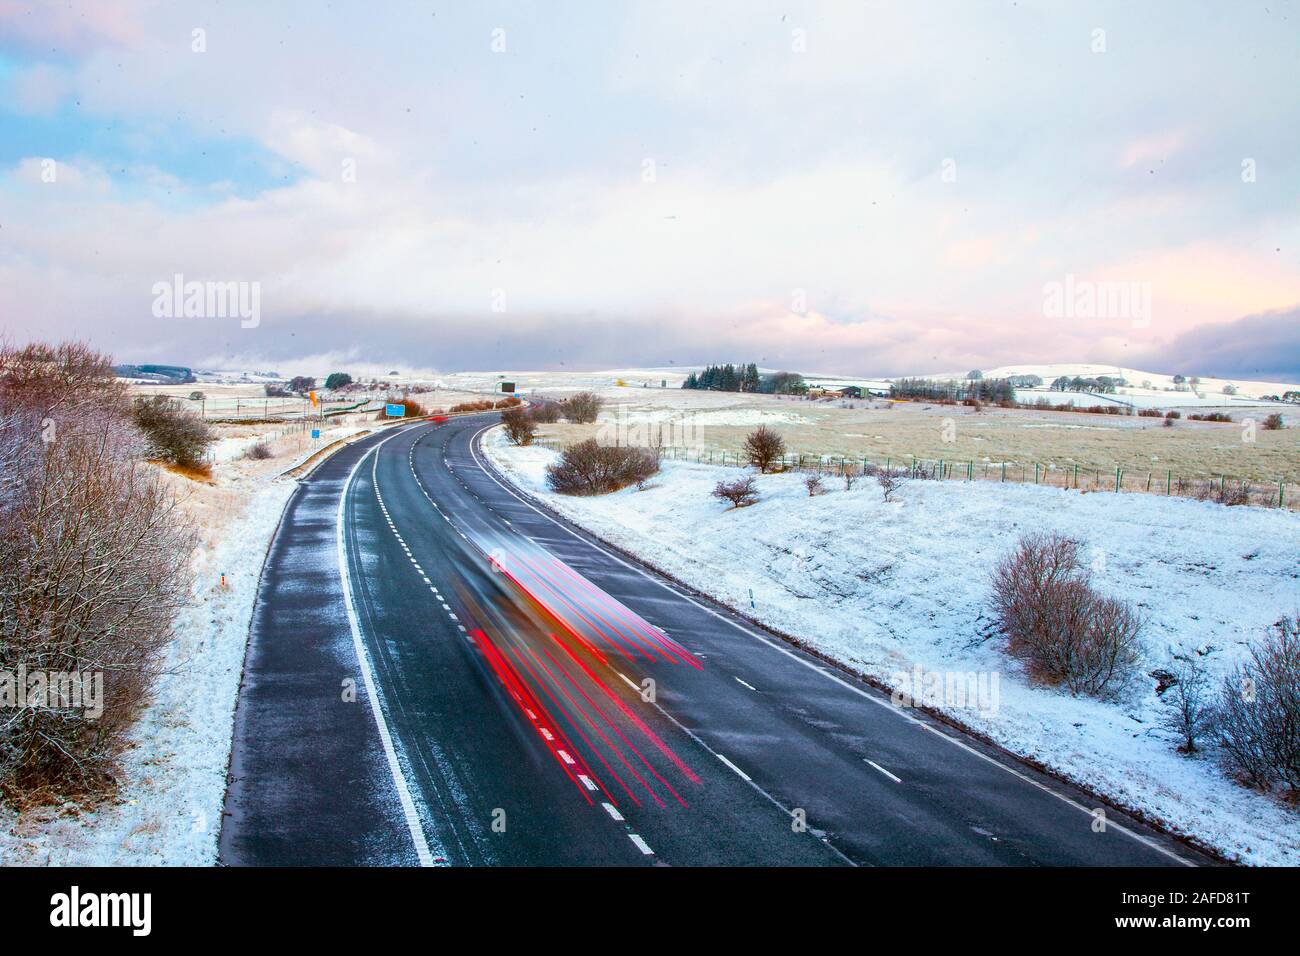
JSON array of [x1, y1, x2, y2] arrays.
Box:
[[529, 439, 1295, 510]]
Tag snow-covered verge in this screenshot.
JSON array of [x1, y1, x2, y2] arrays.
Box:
[[0, 444, 299, 865], [484, 428, 1300, 865]]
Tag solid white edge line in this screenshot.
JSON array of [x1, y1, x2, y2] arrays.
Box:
[[338, 428, 436, 867], [866, 760, 902, 784], [717, 753, 752, 782], [468, 423, 1196, 868]]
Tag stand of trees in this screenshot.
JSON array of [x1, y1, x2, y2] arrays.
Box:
[[682, 363, 761, 392], [1049, 375, 1122, 393], [890, 377, 1015, 403]]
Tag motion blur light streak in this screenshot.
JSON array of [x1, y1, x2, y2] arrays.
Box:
[[538, 640, 694, 808], [447, 528, 704, 812], [548, 630, 702, 790], [472, 628, 606, 805]]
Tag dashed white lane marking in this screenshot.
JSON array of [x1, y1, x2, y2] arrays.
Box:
[[866, 760, 902, 784], [557, 749, 576, 766], [602, 802, 624, 822], [717, 753, 752, 782], [469, 423, 1195, 868], [540, 728, 555, 742], [735, 677, 757, 691], [578, 774, 598, 791], [628, 834, 654, 855], [617, 672, 639, 692]]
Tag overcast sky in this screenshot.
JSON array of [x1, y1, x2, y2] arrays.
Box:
[[1, 0, 1298, 379]]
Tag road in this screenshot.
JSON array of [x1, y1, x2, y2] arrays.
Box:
[[220, 413, 1209, 866]]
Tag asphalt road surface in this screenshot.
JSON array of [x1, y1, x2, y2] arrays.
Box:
[[220, 413, 1211, 867]]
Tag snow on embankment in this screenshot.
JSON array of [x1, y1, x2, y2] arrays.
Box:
[[0, 475, 295, 865], [484, 428, 1300, 865]]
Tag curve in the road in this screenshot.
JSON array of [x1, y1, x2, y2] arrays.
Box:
[[220, 413, 1210, 867]]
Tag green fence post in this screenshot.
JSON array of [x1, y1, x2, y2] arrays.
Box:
[[1167, 470, 1171, 495], [1001, 462, 1006, 482], [1034, 462, 1039, 484], [1280, 479, 1285, 508]]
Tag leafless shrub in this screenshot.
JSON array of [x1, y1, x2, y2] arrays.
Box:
[[244, 441, 273, 460], [804, 474, 825, 496], [376, 395, 429, 419], [1215, 615, 1300, 793], [744, 425, 786, 473], [545, 438, 658, 495], [1262, 413, 1284, 431], [877, 468, 906, 502], [1, 340, 195, 801], [501, 406, 536, 445], [563, 391, 603, 424], [712, 476, 759, 509], [132, 395, 214, 468], [842, 468, 858, 491], [1164, 655, 1215, 754], [528, 400, 561, 424], [1193, 478, 1251, 506], [990, 532, 1142, 697]]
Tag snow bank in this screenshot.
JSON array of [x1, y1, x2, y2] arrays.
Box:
[[485, 429, 1300, 865]]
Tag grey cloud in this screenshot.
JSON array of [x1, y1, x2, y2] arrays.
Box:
[[1143, 308, 1300, 382]]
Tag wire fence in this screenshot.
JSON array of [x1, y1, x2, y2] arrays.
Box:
[[529, 438, 1295, 511]]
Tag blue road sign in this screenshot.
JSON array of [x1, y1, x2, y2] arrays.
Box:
[[311, 428, 320, 439], [385, 403, 406, 418]]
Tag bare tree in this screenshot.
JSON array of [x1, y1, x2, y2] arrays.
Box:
[[1164, 655, 1214, 753], [990, 532, 1142, 698], [744, 425, 785, 473], [1215, 615, 1300, 791], [1, 340, 195, 798], [563, 391, 603, 424], [842, 467, 858, 491], [804, 474, 825, 496], [545, 439, 658, 495], [132, 396, 214, 469], [877, 468, 906, 502], [712, 476, 759, 509], [501, 406, 536, 445]]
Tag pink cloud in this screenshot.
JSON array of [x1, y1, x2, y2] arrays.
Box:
[[0, 0, 146, 55]]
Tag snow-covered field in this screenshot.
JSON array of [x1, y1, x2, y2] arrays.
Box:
[[0, 428, 306, 865], [485, 428, 1300, 865]]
